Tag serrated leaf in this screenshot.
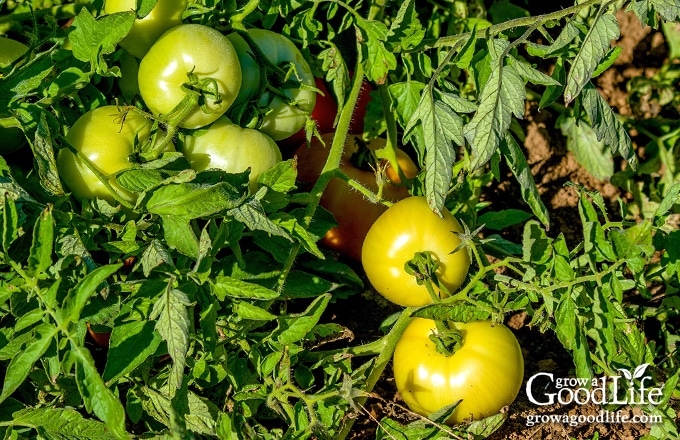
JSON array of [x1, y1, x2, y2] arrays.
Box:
[[145, 182, 244, 219], [388, 0, 425, 51], [539, 57, 566, 110], [150, 287, 191, 393], [560, 116, 614, 180], [581, 83, 637, 169], [74, 348, 129, 439], [9, 408, 119, 440], [2, 193, 19, 258], [233, 301, 277, 321], [464, 42, 525, 171], [103, 321, 162, 385], [160, 215, 199, 258], [564, 12, 619, 105], [28, 206, 54, 276], [526, 21, 581, 58], [454, 26, 478, 69], [33, 112, 65, 197], [227, 196, 292, 240], [478, 209, 532, 230], [357, 20, 397, 84], [0, 55, 54, 107], [211, 275, 280, 301], [404, 88, 460, 216], [61, 264, 123, 327], [499, 134, 549, 226], [273, 293, 330, 345], [511, 58, 561, 86], [259, 159, 297, 193], [654, 182, 680, 219], [136, 239, 174, 277], [69, 9, 136, 73], [0, 323, 57, 404]]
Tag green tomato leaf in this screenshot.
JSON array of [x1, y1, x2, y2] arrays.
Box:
[[0, 323, 57, 405], [233, 301, 277, 321], [388, 0, 425, 51], [160, 215, 199, 258], [272, 293, 331, 345], [258, 159, 297, 193], [61, 264, 123, 328], [356, 19, 397, 84], [499, 134, 549, 226], [73, 348, 129, 439], [580, 83, 637, 169], [227, 195, 292, 241], [211, 275, 279, 301], [103, 321, 162, 385], [564, 12, 619, 105], [69, 9, 136, 74], [145, 181, 244, 219], [7, 408, 120, 440], [560, 115, 614, 180], [27, 206, 54, 277], [539, 57, 566, 110], [464, 40, 526, 171], [477, 209, 532, 230], [33, 111, 65, 197], [150, 287, 191, 394]]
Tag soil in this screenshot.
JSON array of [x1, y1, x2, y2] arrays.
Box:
[[333, 9, 679, 440]]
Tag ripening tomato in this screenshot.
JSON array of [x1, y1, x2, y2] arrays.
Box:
[[0, 36, 28, 68], [57, 106, 154, 204], [227, 29, 316, 141], [361, 196, 470, 306], [393, 318, 524, 425], [104, 0, 187, 58], [180, 117, 282, 193], [138, 24, 242, 129], [294, 133, 418, 261]]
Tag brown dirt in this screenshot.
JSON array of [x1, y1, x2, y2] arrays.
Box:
[[339, 9, 678, 440]]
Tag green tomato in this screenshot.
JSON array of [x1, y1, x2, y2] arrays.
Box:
[[0, 36, 28, 67], [57, 105, 153, 205], [361, 196, 471, 307], [180, 117, 282, 193], [138, 24, 242, 129], [104, 0, 187, 59], [227, 29, 316, 141], [393, 318, 524, 425]]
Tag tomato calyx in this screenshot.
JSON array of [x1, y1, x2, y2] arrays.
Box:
[[428, 325, 464, 357], [159, 69, 224, 127]]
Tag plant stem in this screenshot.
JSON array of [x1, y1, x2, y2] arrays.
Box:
[[334, 308, 414, 440]]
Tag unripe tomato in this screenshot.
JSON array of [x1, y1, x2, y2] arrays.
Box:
[[294, 133, 418, 261], [0, 36, 28, 67], [361, 196, 470, 306], [180, 117, 282, 194], [393, 318, 524, 425], [57, 106, 153, 204], [227, 29, 316, 141], [104, 0, 187, 59], [138, 24, 242, 129]]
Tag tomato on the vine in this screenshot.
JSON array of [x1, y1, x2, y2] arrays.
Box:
[[226, 29, 315, 141], [180, 117, 282, 193], [0, 36, 28, 67], [294, 133, 418, 261], [393, 318, 524, 425], [57, 105, 155, 205], [361, 196, 470, 306], [104, 0, 187, 59], [138, 24, 242, 129]]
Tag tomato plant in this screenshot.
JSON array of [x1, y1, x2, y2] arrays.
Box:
[[361, 196, 470, 306], [138, 24, 242, 129], [393, 318, 524, 425], [226, 29, 316, 141], [180, 116, 282, 193], [294, 133, 418, 261], [56, 105, 153, 205], [104, 0, 187, 58]]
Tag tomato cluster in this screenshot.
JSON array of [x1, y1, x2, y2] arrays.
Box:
[[55, 0, 329, 204]]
